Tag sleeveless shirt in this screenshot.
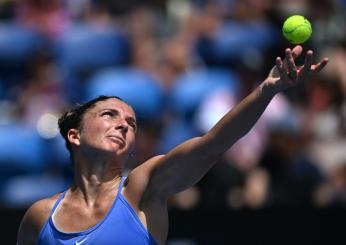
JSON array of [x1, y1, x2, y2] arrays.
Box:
[[38, 177, 159, 245]]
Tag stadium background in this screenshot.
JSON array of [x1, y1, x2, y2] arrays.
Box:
[[0, 0, 345, 244]]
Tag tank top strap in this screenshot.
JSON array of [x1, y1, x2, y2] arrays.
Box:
[[50, 191, 67, 216], [118, 176, 126, 193]]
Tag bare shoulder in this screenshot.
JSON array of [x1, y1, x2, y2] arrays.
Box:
[[17, 193, 61, 245], [123, 155, 165, 205], [123, 155, 169, 245], [129, 155, 165, 179]]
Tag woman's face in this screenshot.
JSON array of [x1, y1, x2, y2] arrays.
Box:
[[75, 98, 137, 161]]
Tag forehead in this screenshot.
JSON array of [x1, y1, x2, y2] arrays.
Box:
[[90, 98, 136, 117]]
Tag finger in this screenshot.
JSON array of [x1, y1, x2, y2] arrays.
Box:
[[275, 57, 289, 80], [301, 50, 313, 76], [304, 50, 313, 70], [283, 46, 302, 70], [291, 45, 303, 59], [283, 45, 303, 69], [312, 58, 329, 73], [285, 48, 298, 80]]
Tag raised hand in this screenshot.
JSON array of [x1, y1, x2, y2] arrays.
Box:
[[264, 45, 329, 95]]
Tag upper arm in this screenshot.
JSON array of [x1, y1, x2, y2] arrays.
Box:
[[127, 135, 221, 202], [147, 136, 221, 197], [18, 207, 40, 245], [17, 197, 56, 245]]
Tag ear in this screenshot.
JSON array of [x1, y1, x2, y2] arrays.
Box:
[[67, 129, 81, 146]]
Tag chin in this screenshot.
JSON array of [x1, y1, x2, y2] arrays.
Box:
[[108, 146, 129, 158]]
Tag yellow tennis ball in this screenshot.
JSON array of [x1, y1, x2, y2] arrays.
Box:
[[282, 15, 312, 44]]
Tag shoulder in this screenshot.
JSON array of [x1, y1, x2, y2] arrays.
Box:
[[123, 155, 165, 205], [124, 156, 169, 244], [130, 155, 165, 177], [125, 155, 165, 190], [17, 193, 61, 245]]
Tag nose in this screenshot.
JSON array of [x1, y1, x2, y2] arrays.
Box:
[[115, 120, 128, 133]]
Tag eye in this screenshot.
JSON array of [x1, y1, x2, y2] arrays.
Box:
[[101, 111, 115, 118], [129, 122, 137, 131]]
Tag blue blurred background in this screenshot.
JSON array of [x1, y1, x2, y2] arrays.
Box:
[[0, 0, 345, 244]]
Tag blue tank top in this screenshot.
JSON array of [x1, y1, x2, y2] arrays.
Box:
[[38, 177, 159, 245]]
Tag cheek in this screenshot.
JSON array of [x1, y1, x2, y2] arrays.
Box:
[[82, 121, 109, 142]]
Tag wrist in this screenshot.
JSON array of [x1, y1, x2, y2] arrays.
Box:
[[258, 79, 279, 99]]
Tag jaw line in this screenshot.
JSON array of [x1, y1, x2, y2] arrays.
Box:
[[107, 136, 126, 148]]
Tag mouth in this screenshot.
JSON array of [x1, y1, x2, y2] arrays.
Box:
[[107, 135, 125, 147]]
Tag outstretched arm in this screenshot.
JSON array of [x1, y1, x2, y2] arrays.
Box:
[[133, 46, 328, 200]]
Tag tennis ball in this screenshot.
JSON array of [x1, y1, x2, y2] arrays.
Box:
[[282, 15, 312, 44]]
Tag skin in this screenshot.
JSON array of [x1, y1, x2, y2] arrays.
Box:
[[17, 46, 328, 245]]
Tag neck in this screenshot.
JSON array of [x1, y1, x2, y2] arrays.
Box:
[[70, 153, 124, 206]]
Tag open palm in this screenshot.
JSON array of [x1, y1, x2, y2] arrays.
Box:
[[266, 45, 329, 93]]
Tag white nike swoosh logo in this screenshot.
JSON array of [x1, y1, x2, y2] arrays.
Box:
[[75, 237, 88, 245]]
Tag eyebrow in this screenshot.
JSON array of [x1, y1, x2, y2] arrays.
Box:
[[100, 108, 137, 124]]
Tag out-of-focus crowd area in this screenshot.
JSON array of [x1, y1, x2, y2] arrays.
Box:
[[0, 0, 345, 211]]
